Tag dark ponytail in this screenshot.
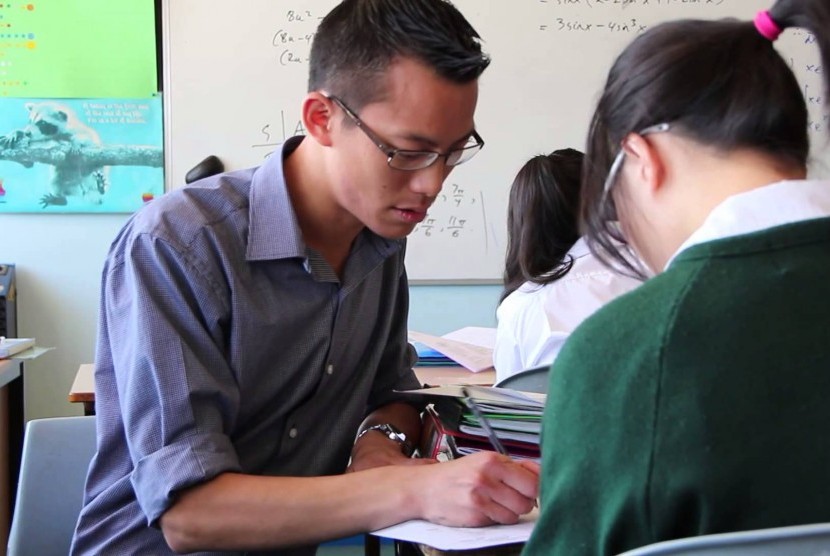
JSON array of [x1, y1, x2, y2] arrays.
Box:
[[501, 149, 583, 303], [769, 0, 830, 86], [582, 0, 830, 277]]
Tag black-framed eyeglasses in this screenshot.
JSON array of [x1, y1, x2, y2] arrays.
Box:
[[327, 95, 485, 171]]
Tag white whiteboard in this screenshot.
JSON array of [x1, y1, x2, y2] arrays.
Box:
[[162, 0, 828, 282]]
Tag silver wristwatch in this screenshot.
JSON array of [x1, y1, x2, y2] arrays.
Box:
[[356, 423, 414, 456]]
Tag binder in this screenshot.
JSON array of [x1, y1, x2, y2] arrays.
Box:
[[420, 401, 541, 462]]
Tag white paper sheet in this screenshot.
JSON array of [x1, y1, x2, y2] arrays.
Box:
[[371, 508, 538, 550], [409, 330, 494, 373], [441, 326, 497, 350]]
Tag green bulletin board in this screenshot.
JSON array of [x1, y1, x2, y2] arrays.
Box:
[[0, 0, 157, 98]]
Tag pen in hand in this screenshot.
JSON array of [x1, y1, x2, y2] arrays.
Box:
[[461, 386, 540, 509], [461, 386, 508, 456]]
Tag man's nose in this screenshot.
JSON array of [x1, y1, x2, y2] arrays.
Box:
[[409, 159, 451, 198]]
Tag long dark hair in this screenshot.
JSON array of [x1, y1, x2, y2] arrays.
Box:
[[582, 0, 830, 277], [501, 148, 584, 302], [309, 0, 490, 111]]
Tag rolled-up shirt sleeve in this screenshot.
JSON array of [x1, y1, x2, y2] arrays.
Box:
[[105, 231, 242, 524]]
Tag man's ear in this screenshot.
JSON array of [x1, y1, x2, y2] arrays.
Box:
[[302, 92, 335, 147], [621, 132, 665, 197]]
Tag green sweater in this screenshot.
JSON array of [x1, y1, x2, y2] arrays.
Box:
[[523, 218, 830, 556]]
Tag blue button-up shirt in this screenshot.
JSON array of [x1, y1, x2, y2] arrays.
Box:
[[72, 137, 420, 555]]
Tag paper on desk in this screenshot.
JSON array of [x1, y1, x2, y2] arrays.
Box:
[[441, 326, 496, 350], [409, 330, 494, 373], [371, 508, 538, 550], [1, 346, 54, 360]]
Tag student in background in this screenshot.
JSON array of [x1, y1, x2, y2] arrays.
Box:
[[524, 0, 830, 554], [494, 149, 640, 381], [71, 1, 538, 555]]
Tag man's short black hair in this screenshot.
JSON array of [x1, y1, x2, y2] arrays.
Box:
[[309, 0, 490, 110]]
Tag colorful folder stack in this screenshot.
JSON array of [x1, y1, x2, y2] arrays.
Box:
[[418, 386, 543, 462]]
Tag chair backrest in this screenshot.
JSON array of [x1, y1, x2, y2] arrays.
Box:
[[494, 365, 550, 394], [617, 523, 830, 555], [8, 416, 97, 556]]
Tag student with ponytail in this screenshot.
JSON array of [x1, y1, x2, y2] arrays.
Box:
[[525, 0, 830, 553]]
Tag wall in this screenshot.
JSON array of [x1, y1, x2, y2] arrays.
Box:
[[1, 214, 126, 419], [409, 285, 500, 335], [0, 213, 499, 419]]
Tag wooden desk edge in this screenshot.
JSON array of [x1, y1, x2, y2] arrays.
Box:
[[68, 364, 496, 403], [69, 363, 95, 403]]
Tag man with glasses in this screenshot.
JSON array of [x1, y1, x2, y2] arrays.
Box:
[[72, 1, 539, 555]]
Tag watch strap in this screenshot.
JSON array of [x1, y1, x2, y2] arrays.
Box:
[[356, 423, 414, 456]]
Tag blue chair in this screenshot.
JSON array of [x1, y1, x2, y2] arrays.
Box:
[[7, 416, 97, 556], [617, 523, 830, 555], [494, 365, 549, 394]]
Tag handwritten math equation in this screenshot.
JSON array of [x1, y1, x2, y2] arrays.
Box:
[[412, 183, 486, 240], [539, 17, 647, 33], [539, 0, 726, 5], [788, 32, 827, 134], [537, 0, 729, 34], [251, 110, 306, 157], [270, 9, 325, 67]]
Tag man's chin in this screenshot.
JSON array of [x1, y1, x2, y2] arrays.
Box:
[[366, 220, 416, 240]]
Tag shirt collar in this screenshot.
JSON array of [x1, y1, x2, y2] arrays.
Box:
[[245, 136, 404, 270], [246, 136, 306, 261], [567, 237, 590, 259], [665, 180, 830, 269]]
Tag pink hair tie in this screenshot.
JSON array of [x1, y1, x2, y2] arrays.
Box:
[[754, 10, 782, 41]]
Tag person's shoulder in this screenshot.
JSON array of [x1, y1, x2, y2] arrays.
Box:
[[562, 266, 698, 358], [125, 168, 257, 247], [497, 281, 547, 319]]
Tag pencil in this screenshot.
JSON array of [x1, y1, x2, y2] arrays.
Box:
[[461, 386, 508, 456]]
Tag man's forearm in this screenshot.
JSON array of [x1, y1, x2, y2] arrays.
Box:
[[160, 469, 417, 553]]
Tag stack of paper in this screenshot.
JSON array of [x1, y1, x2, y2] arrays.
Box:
[[403, 385, 545, 461], [0, 337, 36, 359], [456, 386, 543, 458]]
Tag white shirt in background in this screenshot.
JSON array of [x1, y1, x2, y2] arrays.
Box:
[[493, 237, 642, 382]]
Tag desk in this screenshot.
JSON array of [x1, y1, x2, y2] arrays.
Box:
[[0, 360, 19, 389], [0, 360, 18, 549], [68, 363, 95, 416], [68, 364, 496, 416], [0, 359, 23, 550]]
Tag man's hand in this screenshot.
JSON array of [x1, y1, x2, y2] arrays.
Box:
[[410, 451, 540, 527], [347, 429, 436, 472]]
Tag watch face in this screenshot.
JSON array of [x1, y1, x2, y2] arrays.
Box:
[[382, 424, 404, 440]]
